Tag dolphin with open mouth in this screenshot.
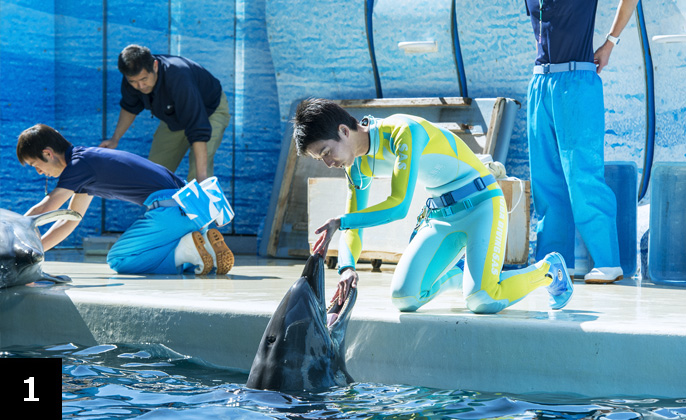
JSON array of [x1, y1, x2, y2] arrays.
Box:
[[0, 208, 82, 288], [246, 254, 357, 392]]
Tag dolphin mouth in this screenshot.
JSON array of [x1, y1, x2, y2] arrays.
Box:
[[326, 288, 355, 327]]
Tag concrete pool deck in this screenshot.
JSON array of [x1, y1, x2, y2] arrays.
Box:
[[0, 252, 684, 399]]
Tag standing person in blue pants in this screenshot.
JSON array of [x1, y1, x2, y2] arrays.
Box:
[[525, 0, 638, 284], [17, 124, 233, 275]]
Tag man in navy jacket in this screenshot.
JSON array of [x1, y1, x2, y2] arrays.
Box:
[[100, 44, 230, 183]]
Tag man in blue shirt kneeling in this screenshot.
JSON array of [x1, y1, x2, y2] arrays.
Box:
[[17, 124, 233, 275]]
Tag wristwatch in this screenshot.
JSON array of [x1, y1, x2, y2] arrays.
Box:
[[606, 33, 620, 45]]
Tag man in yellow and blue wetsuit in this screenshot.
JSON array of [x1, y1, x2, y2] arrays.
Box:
[[294, 98, 573, 314]]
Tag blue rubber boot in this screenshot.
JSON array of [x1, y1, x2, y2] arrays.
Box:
[[544, 252, 574, 310]]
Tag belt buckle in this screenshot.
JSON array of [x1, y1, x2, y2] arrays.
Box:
[[440, 194, 455, 207], [474, 177, 486, 191], [568, 61, 576, 71], [463, 199, 473, 210], [541, 64, 550, 74]]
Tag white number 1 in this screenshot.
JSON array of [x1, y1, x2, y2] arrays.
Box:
[[24, 377, 40, 402]]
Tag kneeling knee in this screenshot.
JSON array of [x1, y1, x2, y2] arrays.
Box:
[[465, 290, 508, 314], [391, 290, 421, 312]]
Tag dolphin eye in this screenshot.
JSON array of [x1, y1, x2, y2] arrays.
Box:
[[266, 335, 276, 344]]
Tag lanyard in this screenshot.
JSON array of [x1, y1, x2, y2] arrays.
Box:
[[345, 116, 377, 191], [539, 0, 543, 45]]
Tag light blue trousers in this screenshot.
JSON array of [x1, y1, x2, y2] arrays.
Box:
[[107, 189, 198, 274], [527, 70, 620, 268]]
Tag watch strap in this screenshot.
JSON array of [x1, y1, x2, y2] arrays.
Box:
[[606, 33, 620, 45]]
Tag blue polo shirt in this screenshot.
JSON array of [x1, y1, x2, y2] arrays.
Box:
[[525, 0, 598, 65], [120, 54, 223, 144], [56, 146, 185, 205]]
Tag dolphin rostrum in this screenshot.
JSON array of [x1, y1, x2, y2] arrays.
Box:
[[0, 208, 82, 288], [246, 254, 357, 392]]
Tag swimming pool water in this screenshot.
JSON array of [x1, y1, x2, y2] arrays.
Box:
[[3, 343, 685, 419]]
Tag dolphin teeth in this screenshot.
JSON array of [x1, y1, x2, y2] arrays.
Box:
[[326, 289, 354, 327]]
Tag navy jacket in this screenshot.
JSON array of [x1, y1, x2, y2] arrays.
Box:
[[120, 54, 223, 144]]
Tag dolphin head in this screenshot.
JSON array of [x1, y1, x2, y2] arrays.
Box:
[[0, 208, 81, 288], [246, 254, 357, 392]]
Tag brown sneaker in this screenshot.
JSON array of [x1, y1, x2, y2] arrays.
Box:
[[191, 231, 214, 275], [206, 228, 234, 275]]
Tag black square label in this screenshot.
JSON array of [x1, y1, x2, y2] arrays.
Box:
[[0, 358, 61, 418]]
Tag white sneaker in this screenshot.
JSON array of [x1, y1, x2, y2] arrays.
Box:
[[584, 266, 623, 284], [174, 231, 213, 275]]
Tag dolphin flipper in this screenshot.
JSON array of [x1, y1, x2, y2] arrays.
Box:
[[32, 209, 82, 227]]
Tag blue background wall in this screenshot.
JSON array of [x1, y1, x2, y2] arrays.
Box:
[[2, 0, 685, 249], [0, 0, 282, 246]]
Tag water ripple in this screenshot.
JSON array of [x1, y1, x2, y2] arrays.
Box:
[[2, 343, 685, 419]]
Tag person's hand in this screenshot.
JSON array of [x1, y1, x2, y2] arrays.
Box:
[[99, 138, 119, 149], [332, 267, 358, 306], [593, 41, 614, 74], [312, 216, 341, 256]]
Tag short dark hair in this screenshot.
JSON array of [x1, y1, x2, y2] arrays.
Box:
[[118, 44, 155, 77], [17, 124, 72, 165], [292, 98, 358, 155]]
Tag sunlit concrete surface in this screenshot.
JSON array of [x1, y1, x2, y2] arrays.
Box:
[[1, 253, 684, 399]]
